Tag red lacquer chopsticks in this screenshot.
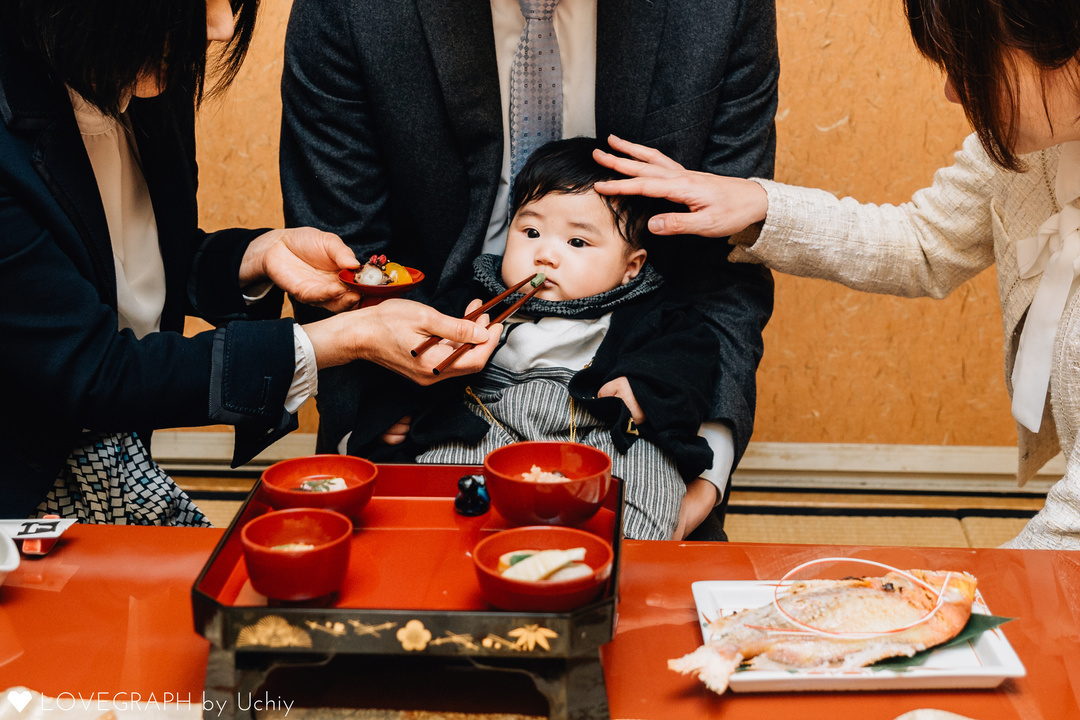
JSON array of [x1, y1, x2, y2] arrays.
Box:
[[410, 272, 546, 375]]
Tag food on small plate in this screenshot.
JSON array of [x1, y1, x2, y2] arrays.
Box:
[[671, 569, 977, 695], [498, 547, 591, 582], [520, 464, 567, 483], [297, 476, 348, 493], [355, 254, 413, 286]]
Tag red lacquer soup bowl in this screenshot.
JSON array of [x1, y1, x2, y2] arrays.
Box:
[[260, 454, 377, 520], [240, 508, 352, 601], [483, 442, 612, 526], [472, 525, 614, 612]]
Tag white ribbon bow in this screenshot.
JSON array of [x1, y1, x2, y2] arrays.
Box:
[[1011, 142, 1080, 433]]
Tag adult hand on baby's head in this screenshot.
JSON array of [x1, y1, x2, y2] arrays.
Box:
[[592, 134, 768, 242], [240, 227, 362, 313], [305, 298, 501, 385]]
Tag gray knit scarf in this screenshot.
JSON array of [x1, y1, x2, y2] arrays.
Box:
[[472, 253, 664, 320]]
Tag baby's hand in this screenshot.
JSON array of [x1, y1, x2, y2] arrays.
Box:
[[597, 377, 646, 425], [380, 415, 411, 445]]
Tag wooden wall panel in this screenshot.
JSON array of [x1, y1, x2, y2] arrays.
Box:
[[760, 0, 1012, 446], [190, 0, 1013, 448]]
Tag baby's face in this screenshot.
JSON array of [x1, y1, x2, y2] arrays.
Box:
[[501, 190, 645, 302]]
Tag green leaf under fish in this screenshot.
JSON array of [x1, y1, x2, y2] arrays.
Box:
[[870, 614, 1014, 669]]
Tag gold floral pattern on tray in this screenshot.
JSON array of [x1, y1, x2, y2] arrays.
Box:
[[397, 619, 433, 651], [349, 620, 398, 638], [482, 624, 559, 652], [430, 630, 480, 651], [509, 624, 559, 651], [236, 616, 313, 648], [233, 615, 560, 654], [306, 620, 348, 637]]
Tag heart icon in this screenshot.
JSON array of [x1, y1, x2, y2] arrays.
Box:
[[8, 691, 32, 712]]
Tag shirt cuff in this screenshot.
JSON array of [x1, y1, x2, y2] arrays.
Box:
[[285, 324, 319, 414], [242, 280, 274, 304], [697, 421, 735, 504]]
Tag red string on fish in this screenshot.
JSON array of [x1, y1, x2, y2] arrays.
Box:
[[749, 558, 956, 639]]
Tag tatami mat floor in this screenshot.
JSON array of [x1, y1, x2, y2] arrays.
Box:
[[193, 497, 1036, 548], [724, 513, 1030, 548], [195, 499, 249, 530]]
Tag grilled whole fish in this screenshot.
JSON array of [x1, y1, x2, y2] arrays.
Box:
[[671, 569, 977, 694]]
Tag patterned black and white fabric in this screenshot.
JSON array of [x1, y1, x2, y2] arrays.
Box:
[[416, 364, 684, 541], [35, 431, 210, 526]]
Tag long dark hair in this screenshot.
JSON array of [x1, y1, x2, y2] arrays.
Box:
[[906, 0, 1080, 170], [2, 0, 259, 117], [510, 137, 660, 251]]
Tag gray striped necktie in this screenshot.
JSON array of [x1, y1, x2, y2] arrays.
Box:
[[509, 0, 563, 192]]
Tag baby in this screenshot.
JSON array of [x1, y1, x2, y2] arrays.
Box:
[[349, 138, 720, 540]]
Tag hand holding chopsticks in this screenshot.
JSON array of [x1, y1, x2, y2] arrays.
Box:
[[411, 272, 547, 375]]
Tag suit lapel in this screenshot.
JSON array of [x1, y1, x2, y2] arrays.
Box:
[[128, 96, 196, 324], [415, 0, 504, 290], [415, 0, 502, 160], [596, 0, 668, 140], [0, 34, 118, 301], [33, 116, 118, 303]]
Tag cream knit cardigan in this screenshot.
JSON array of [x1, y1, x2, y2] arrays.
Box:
[[735, 133, 1080, 549]]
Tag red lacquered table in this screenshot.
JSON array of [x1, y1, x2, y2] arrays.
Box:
[[3, 519, 1080, 718]]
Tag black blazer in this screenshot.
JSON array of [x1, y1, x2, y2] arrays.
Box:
[[280, 0, 779, 469], [0, 32, 298, 517]]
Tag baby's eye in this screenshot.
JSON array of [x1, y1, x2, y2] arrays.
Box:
[[526, 228, 540, 239], [568, 238, 587, 248]]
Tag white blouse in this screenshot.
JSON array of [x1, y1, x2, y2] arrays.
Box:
[[1010, 142, 1080, 433], [69, 89, 166, 339], [69, 89, 316, 415]]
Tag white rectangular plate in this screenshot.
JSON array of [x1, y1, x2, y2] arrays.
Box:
[[691, 580, 1027, 693]]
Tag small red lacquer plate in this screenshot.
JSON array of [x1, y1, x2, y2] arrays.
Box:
[[339, 267, 425, 307]]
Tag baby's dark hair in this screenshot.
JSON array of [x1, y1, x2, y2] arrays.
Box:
[[510, 137, 654, 251]]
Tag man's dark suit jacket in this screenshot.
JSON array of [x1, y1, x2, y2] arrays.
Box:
[[0, 31, 299, 517], [280, 0, 779, 474]]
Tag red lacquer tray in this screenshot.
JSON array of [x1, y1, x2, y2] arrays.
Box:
[[192, 464, 623, 659]]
